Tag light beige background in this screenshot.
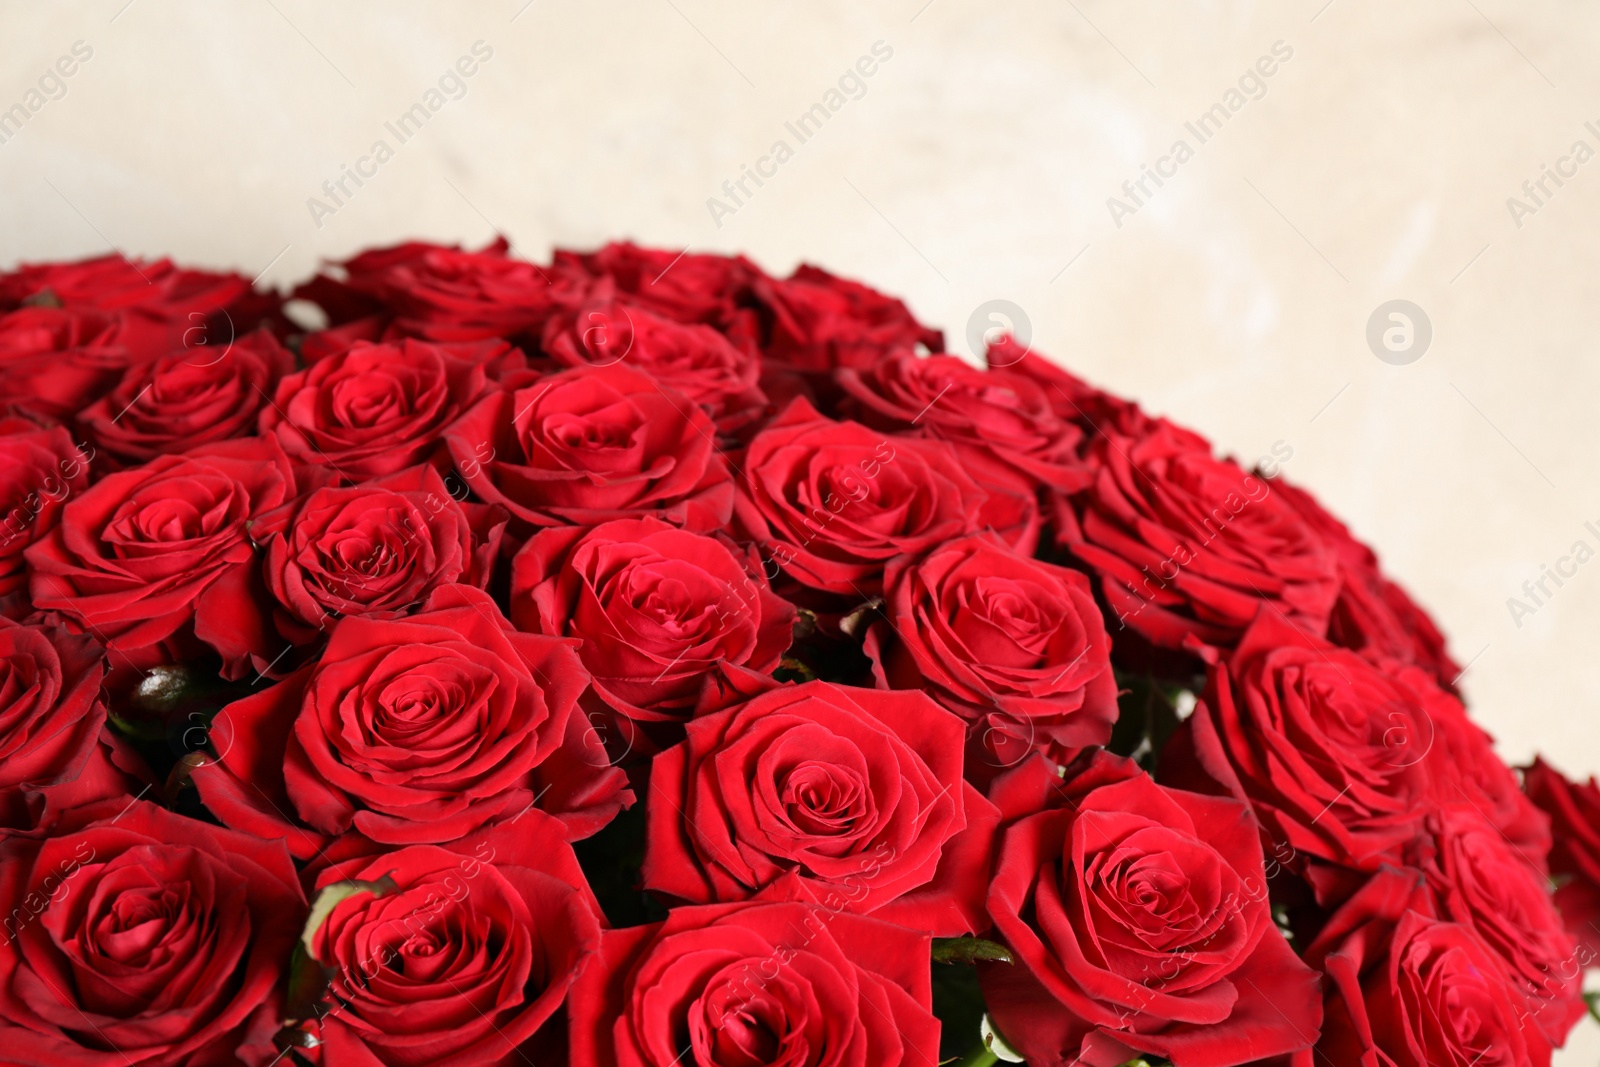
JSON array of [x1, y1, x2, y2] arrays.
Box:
[[3, 1, 1597, 1058]]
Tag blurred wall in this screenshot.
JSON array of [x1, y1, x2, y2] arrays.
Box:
[[3, 1, 1597, 1051]]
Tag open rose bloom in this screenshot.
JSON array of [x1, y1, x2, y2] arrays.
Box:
[[0, 242, 1586, 1067]]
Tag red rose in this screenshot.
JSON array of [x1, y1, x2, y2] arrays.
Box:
[[291, 244, 420, 327], [510, 517, 793, 732], [1160, 612, 1437, 880], [0, 617, 106, 800], [191, 584, 628, 858], [837, 350, 1091, 492], [753, 264, 943, 371], [0, 797, 304, 1066], [445, 362, 734, 533], [989, 337, 1154, 439], [0, 253, 250, 318], [260, 338, 491, 481], [641, 680, 1000, 935], [25, 436, 296, 679], [0, 614, 135, 832], [296, 240, 566, 341], [732, 399, 987, 597], [1424, 690, 1551, 874], [1304, 868, 1552, 1067], [0, 306, 174, 423], [1273, 477, 1462, 689], [332, 237, 579, 342], [301, 318, 533, 383], [567, 885, 940, 1067], [75, 330, 293, 467], [0, 734, 134, 834], [1059, 419, 1339, 651], [866, 532, 1118, 771], [256, 464, 506, 645], [1524, 758, 1600, 960], [981, 755, 1321, 1067], [557, 241, 764, 327], [1425, 806, 1584, 1044], [0, 420, 92, 604], [541, 288, 768, 437], [1328, 564, 1462, 691], [296, 815, 602, 1067], [296, 313, 389, 361]]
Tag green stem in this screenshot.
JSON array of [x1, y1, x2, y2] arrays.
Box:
[[949, 1047, 1000, 1067]]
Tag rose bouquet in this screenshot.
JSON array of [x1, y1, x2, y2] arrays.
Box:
[[0, 239, 1591, 1067]]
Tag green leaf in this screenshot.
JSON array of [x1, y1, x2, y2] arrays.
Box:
[[933, 958, 988, 1061], [932, 937, 1013, 965], [106, 708, 172, 741], [282, 940, 333, 1024], [282, 875, 400, 1024], [775, 656, 818, 682], [1108, 671, 1195, 772], [109, 664, 252, 745], [127, 664, 220, 718], [572, 802, 669, 929], [975, 1012, 1027, 1063], [838, 598, 884, 638], [300, 876, 398, 960], [1272, 901, 1296, 941], [791, 608, 818, 642]]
